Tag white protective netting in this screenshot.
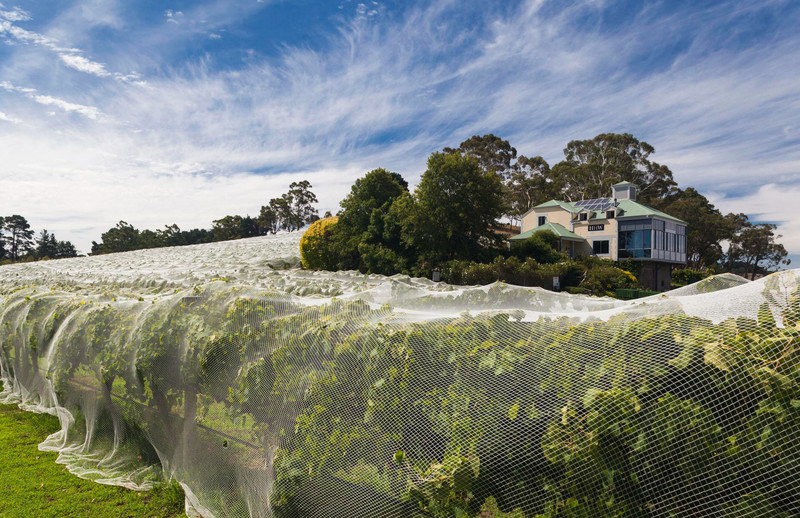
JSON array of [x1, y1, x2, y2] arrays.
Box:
[[1, 232, 798, 517]]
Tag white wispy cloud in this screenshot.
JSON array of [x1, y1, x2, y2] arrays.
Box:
[[0, 6, 137, 81], [355, 2, 379, 18], [165, 9, 184, 24], [0, 19, 78, 52], [0, 4, 30, 22], [1, 80, 103, 119], [31, 93, 103, 119], [59, 53, 111, 77], [0, 110, 21, 123]]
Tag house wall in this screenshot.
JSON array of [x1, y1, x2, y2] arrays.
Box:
[[571, 217, 619, 261], [521, 207, 572, 231], [522, 207, 622, 261]]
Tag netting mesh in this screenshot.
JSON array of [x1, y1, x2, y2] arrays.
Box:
[[1, 233, 799, 517]]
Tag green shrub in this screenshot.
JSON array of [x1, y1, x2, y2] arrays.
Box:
[[580, 264, 638, 296], [564, 286, 591, 295], [358, 242, 411, 276], [672, 268, 711, 285], [509, 230, 566, 264], [537, 262, 585, 289], [441, 257, 584, 288], [615, 257, 643, 280]]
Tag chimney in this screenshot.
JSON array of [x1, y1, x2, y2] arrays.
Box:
[[612, 181, 636, 201]]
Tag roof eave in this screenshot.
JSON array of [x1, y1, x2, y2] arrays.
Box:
[[616, 214, 687, 225]]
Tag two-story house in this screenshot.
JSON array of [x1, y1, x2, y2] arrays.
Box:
[[510, 182, 687, 291]]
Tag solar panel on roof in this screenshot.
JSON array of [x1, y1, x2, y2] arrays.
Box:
[[574, 198, 612, 211]]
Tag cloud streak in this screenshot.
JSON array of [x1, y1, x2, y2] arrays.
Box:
[[0, 80, 103, 119], [0, 4, 30, 22], [0, 110, 21, 123], [0, 5, 141, 82], [59, 53, 110, 77]]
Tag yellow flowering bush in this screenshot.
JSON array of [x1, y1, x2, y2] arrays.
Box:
[[299, 216, 339, 270]]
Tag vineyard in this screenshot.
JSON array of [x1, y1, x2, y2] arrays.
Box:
[[1, 232, 798, 517]]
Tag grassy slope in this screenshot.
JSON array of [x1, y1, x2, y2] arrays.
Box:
[[0, 403, 186, 518]]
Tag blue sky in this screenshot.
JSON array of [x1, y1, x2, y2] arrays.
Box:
[[1, 0, 799, 262]]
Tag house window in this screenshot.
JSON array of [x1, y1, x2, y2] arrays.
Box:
[[593, 240, 610, 255], [538, 215, 546, 226], [654, 230, 665, 250], [619, 229, 652, 258], [606, 210, 615, 219], [579, 213, 588, 221]]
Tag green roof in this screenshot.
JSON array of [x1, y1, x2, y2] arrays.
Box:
[[616, 199, 686, 224], [530, 199, 579, 212], [524, 196, 687, 225], [509, 222, 584, 241]]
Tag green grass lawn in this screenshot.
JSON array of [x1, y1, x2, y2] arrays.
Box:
[[0, 403, 186, 518]]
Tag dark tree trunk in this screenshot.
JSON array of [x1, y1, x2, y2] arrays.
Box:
[[13, 342, 22, 384], [102, 376, 124, 446], [151, 384, 174, 442], [30, 347, 39, 379]]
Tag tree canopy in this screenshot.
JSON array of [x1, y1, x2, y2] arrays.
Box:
[[444, 134, 518, 180], [338, 168, 408, 231], [0, 217, 76, 262], [507, 155, 554, 226], [257, 181, 320, 234], [333, 168, 409, 270], [319, 152, 505, 274], [441, 133, 678, 225], [34, 229, 77, 260], [727, 222, 790, 279], [550, 133, 677, 204], [212, 215, 259, 242], [412, 152, 505, 263]]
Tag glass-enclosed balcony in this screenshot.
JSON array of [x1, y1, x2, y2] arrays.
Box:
[[618, 218, 686, 263]]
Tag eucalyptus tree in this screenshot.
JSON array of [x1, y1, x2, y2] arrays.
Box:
[[727, 222, 790, 279], [550, 133, 677, 204], [506, 155, 554, 226], [444, 134, 518, 180]]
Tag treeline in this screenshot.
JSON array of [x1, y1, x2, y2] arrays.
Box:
[[0, 215, 77, 264], [8, 132, 789, 283], [301, 132, 789, 283], [90, 181, 322, 255]]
